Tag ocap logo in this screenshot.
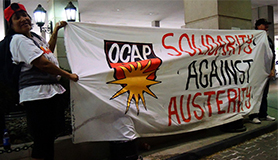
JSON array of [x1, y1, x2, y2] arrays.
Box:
[[105, 40, 162, 115]]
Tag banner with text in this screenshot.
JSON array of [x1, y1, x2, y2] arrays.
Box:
[[64, 23, 273, 143]]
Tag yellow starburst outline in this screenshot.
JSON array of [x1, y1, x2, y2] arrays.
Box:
[[107, 60, 161, 115]]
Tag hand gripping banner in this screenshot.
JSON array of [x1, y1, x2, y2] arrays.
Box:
[[64, 22, 273, 143]]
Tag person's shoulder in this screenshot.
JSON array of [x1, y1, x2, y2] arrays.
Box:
[[12, 34, 27, 38], [11, 34, 35, 46], [12, 34, 29, 41]]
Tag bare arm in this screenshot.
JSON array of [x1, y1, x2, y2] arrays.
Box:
[[31, 55, 79, 82], [269, 63, 276, 78], [48, 21, 67, 52]]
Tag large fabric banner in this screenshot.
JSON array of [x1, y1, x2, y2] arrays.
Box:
[[64, 23, 273, 143]]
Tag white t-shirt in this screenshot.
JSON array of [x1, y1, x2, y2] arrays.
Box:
[[10, 34, 65, 103]]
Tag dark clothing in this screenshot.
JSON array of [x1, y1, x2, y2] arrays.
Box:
[[0, 111, 5, 140], [19, 66, 58, 90], [24, 94, 65, 160], [259, 36, 275, 118], [249, 79, 270, 119], [250, 35, 275, 120], [10, 32, 66, 160], [267, 36, 275, 69], [258, 79, 270, 118]]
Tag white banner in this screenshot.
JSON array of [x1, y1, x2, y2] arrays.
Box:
[[64, 22, 273, 143]]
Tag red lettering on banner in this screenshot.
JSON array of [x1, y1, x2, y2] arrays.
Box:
[[192, 92, 204, 120], [206, 35, 219, 55], [162, 33, 254, 57], [191, 35, 202, 55], [162, 33, 182, 56], [167, 87, 253, 126], [227, 89, 237, 113], [235, 35, 241, 55], [204, 91, 215, 117], [217, 36, 227, 55], [240, 88, 246, 111], [201, 35, 211, 55], [245, 87, 251, 109], [180, 95, 191, 122], [225, 35, 236, 55], [216, 90, 226, 114], [238, 35, 246, 43], [168, 97, 181, 126], [179, 34, 201, 56], [243, 35, 253, 54]]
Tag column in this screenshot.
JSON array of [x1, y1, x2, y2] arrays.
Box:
[[183, 0, 252, 29]]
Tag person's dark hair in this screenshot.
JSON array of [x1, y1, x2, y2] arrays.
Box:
[[254, 18, 271, 30], [7, 10, 33, 35], [10, 3, 21, 11]]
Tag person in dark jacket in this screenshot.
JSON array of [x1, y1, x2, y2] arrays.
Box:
[[249, 18, 276, 124], [4, 3, 78, 160]]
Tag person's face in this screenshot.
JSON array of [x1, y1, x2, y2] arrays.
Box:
[[257, 24, 269, 31], [10, 11, 32, 36]]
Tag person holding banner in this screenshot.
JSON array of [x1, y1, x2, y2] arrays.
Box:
[[249, 18, 276, 124], [4, 3, 78, 160]]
